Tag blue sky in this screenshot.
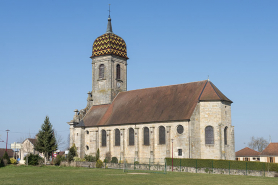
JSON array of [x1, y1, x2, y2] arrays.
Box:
[[0, 0, 277, 151]]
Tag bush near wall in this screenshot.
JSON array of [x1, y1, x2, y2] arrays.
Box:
[[165, 158, 278, 172]]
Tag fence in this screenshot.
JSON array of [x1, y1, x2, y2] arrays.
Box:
[[165, 158, 278, 177], [105, 157, 167, 174]]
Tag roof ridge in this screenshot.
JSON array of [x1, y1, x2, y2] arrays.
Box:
[[209, 81, 222, 100], [122, 80, 208, 94], [198, 80, 209, 101]]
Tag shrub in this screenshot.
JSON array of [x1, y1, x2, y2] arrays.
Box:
[[96, 159, 103, 168], [73, 157, 85, 162], [24, 154, 43, 166], [105, 152, 111, 163], [111, 157, 118, 163], [68, 144, 77, 162], [54, 155, 62, 166], [134, 161, 139, 165], [10, 158, 17, 164], [96, 148, 100, 161], [2, 151, 10, 164], [85, 155, 96, 162], [0, 158, 4, 167]]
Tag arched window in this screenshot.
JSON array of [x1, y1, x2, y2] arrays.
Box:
[[116, 64, 120, 79], [129, 128, 134, 146], [143, 127, 149, 145], [99, 64, 104, 79], [224, 127, 228, 145], [115, 129, 120, 146], [205, 126, 214, 144], [159, 126, 165, 144], [102, 130, 106, 146]]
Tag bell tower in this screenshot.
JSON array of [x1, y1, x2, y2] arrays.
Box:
[[90, 16, 128, 106]]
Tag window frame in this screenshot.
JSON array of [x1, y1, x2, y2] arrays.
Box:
[[129, 128, 134, 146], [159, 126, 166, 145], [205, 126, 214, 145], [116, 64, 121, 80], [101, 129, 106, 147], [99, 64, 105, 79], [143, 127, 149, 146], [115, 129, 120, 146]]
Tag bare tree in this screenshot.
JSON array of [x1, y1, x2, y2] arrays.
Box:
[[248, 136, 268, 152], [54, 130, 65, 150]]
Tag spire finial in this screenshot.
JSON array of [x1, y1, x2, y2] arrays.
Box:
[[108, 4, 111, 18], [106, 4, 113, 33], [208, 75, 210, 81]]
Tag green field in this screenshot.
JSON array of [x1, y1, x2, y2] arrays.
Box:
[[0, 165, 277, 185]]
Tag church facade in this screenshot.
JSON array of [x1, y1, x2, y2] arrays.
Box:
[[67, 16, 235, 162]]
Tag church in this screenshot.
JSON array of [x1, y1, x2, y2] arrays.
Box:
[[67, 16, 235, 162]]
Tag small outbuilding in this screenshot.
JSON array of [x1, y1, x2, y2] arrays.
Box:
[[235, 147, 260, 161]]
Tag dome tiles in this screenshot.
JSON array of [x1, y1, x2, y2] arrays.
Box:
[[91, 33, 128, 59]]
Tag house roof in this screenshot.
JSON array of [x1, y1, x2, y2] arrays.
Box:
[[22, 138, 37, 146], [235, 147, 260, 157], [0, 148, 14, 158], [260, 143, 278, 156], [80, 80, 232, 127]]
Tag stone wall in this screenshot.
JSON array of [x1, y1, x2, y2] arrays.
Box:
[[91, 55, 127, 106]]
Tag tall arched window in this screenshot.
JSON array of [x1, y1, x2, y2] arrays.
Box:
[[224, 127, 228, 145], [159, 126, 165, 144], [205, 126, 214, 144], [102, 130, 106, 146], [115, 129, 120, 146], [116, 64, 120, 79], [99, 64, 104, 79], [143, 127, 149, 145], [129, 128, 134, 146]]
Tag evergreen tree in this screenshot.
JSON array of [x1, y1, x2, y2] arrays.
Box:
[[67, 144, 77, 162], [35, 116, 57, 164], [2, 151, 10, 164]]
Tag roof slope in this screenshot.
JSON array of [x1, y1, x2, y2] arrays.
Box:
[[260, 143, 278, 156], [0, 149, 14, 158], [28, 138, 37, 145], [236, 147, 260, 157], [80, 80, 232, 127]]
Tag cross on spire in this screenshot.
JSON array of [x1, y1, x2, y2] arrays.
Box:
[[108, 4, 111, 18]]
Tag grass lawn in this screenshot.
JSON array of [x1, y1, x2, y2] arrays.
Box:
[[0, 165, 278, 185]]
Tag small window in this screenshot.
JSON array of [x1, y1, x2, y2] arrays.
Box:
[[177, 125, 184, 134], [159, 126, 165, 144], [129, 128, 134, 146], [224, 127, 228, 145], [205, 126, 214, 144], [102, 130, 106, 147], [270, 157, 274, 163], [178, 149, 182, 156], [99, 64, 104, 79], [86, 145, 89, 150], [86, 130, 89, 135], [115, 129, 120, 146], [257, 158, 260, 161], [116, 64, 120, 79], [143, 127, 149, 145], [245, 157, 249, 161], [236, 158, 239, 161]]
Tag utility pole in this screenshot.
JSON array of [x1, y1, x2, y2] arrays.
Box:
[[6, 129, 10, 151]]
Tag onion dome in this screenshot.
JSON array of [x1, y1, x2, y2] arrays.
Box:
[[91, 17, 128, 59]]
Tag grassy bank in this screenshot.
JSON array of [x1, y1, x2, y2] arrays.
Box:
[[0, 165, 277, 185]]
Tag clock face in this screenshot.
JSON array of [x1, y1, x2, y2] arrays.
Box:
[[117, 82, 121, 88]]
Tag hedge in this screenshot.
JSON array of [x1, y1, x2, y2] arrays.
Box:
[[165, 158, 278, 172]]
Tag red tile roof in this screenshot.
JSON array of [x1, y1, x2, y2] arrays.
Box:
[[236, 147, 260, 157], [260, 143, 278, 156], [0, 148, 14, 158], [80, 80, 232, 127]]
